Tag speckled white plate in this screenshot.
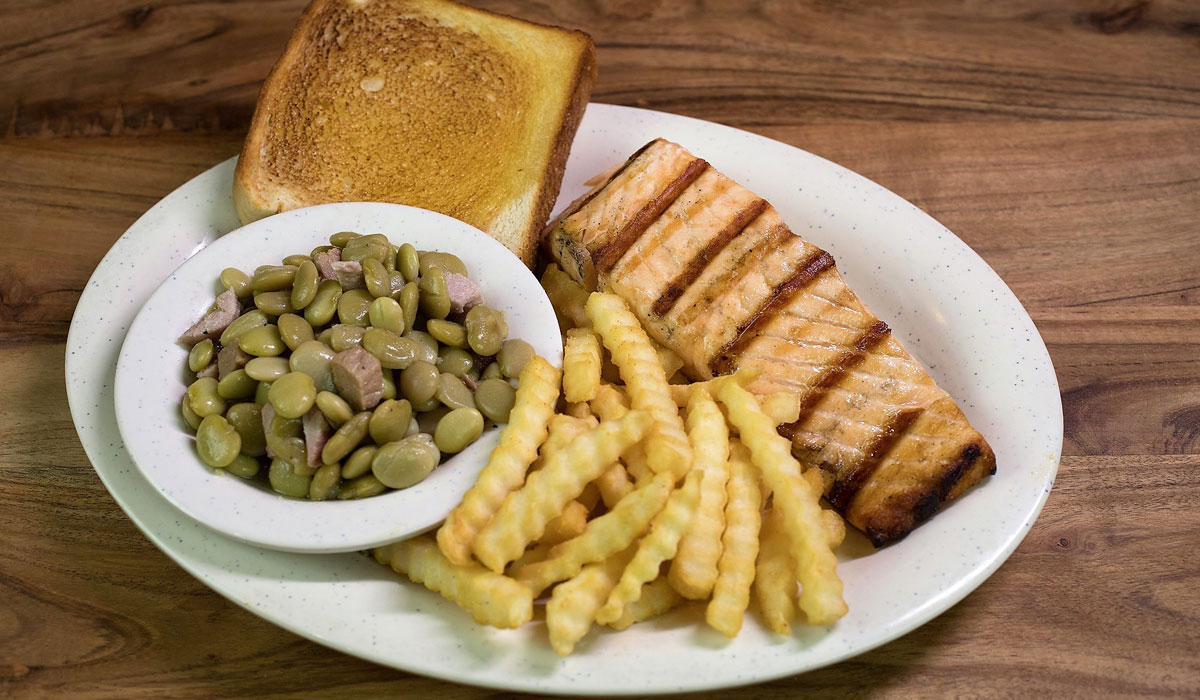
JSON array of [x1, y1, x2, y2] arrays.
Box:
[[66, 103, 1061, 694], [112, 203, 561, 553]]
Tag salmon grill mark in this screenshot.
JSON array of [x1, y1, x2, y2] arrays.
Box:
[[783, 319, 892, 425], [708, 249, 837, 376], [827, 408, 923, 511], [651, 198, 768, 317], [556, 140, 658, 232], [593, 158, 710, 274], [674, 222, 794, 329]]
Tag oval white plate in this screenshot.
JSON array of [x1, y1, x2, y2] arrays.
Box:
[[113, 203, 561, 553], [67, 104, 1061, 694]]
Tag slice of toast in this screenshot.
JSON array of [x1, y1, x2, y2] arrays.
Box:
[[234, 0, 596, 266]]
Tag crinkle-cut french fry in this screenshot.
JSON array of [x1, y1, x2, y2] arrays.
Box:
[[437, 356, 560, 565], [473, 410, 653, 573], [594, 462, 634, 508], [564, 327, 603, 403], [801, 467, 824, 497], [589, 383, 630, 420], [512, 473, 674, 596], [759, 392, 801, 425], [586, 293, 692, 480], [565, 401, 593, 420], [650, 339, 684, 380], [668, 368, 764, 407], [668, 389, 730, 600], [506, 541, 554, 574], [596, 468, 703, 625], [588, 385, 653, 485], [374, 536, 533, 629], [578, 482, 602, 512], [705, 441, 763, 636], [542, 500, 590, 546], [530, 415, 595, 473], [546, 548, 635, 656], [541, 264, 590, 329], [604, 577, 684, 631], [754, 507, 797, 635], [716, 379, 847, 626], [821, 508, 846, 548]]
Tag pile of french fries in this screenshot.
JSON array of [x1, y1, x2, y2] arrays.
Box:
[[371, 264, 848, 655]]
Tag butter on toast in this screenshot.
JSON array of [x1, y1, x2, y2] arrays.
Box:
[[234, 0, 596, 266]]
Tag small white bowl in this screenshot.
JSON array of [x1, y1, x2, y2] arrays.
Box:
[[114, 202, 562, 553]]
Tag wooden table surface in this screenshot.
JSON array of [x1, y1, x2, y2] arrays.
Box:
[[3, 0, 1198, 697]]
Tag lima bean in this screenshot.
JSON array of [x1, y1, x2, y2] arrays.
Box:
[[372, 434, 440, 489], [304, 280, 342, 327], [196, 415, 241, 467], [321, 412, 370, 465], [268, 371, 316, 419], [187, 377, 226, 418], [291, 260, 319, 309], [188, 339, 214, 372], [226, 402, 267, 457], [434, 408, 484, 454], [238, 324, 286, 357]]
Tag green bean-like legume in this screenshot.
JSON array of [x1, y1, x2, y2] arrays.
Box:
[[291, 260, 319, 309], [187, 377, 226, 418], [188, 338, 214, 372], [238, 324, 286, 357], [434, 407, 484, 454], [196, 414, 241, 467], [341, 444, 378, 479], [304, 280, 342, 327]]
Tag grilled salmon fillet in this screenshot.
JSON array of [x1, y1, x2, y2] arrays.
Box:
[[542, 138, 996, 546]]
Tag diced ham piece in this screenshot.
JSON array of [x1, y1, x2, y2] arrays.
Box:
[[179, 290, 241, 346], [332, 260, 365, 290], [195, 363, 219, 380], [330, 347, 384, 411], [303, 407, 333, 467], [314, 247, 342, 281], [261, 403, 276, 459], [217, 343, 253, 379], [444, 272, 483, 314]]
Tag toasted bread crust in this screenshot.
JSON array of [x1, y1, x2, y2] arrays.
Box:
[[234, 0, 596, 266], [520, 41, 596, 267]]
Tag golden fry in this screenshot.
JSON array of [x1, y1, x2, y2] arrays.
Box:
[[668, 367, 764, 407], [594, 462, 634, 508], [705, 441, 763, 637], [589, 383, 630, 420], [668, 389, 730, 600], [822, 508, 846, 548], [563, 327, 602, 403], [651, 339, 684, 380], [596, 468, 703, 625], [604, 577, 684, 631], [473, 410, 653, 572], [586, 292, 691, 480], [540, 263, 590, 329], [437, 356, 560, 565], [546, 548, 635, 656], [754, 507, 797, 635], [716, 379, 847, 625], [588, 384, 653, 485], [759, 392, 801, 425], [374, 536, 533, 629], [542, 500, 590, 546], [565, 401, 592, 419], [512, 472, 674, 596]]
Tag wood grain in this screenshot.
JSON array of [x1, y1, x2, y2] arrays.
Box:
[[1, 0, 1197, 697]]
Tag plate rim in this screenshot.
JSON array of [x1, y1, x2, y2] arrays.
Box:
[[66, 102, 1062, 695]]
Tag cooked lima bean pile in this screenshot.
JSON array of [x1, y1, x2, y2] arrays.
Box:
[[178, 231, 534, 500]]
